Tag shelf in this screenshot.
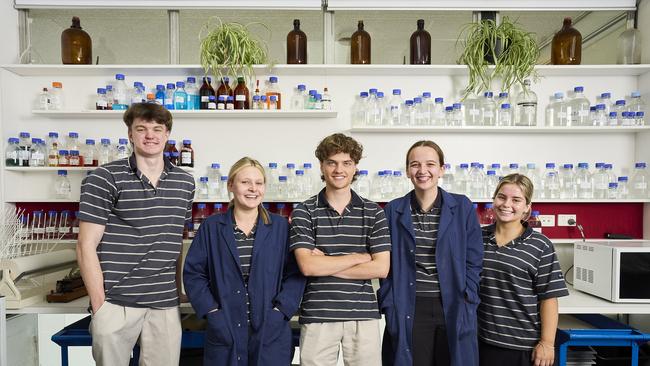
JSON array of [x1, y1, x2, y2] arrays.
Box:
[[5, 64, 650, 77], [350, 126, 650, 134], [14, 0, 323, 10], [5, 166, 195, 172], [327, 0, 636, 11], [31, 110, 338, 119], [7, 198, 649, 204]]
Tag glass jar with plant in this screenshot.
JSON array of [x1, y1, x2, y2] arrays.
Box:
[[200, 18, 269, 83], [458, 17, 539, 98]]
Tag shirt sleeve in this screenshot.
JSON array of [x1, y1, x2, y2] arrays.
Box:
[[535, 238, 570, 300], [78, 167, 117, 225], [289, 203, 315, 251], [368, 206, 391, 254], [186, 179, 195, 223]]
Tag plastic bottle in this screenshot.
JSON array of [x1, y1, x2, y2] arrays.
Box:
[[464, 92, 482, 126], [552, 92, 569, 126], [57, 149, 69, 166], [173, 81, 188, 110], [152, 84, 164, 106], [250, 95, 260, 110], [570, 86, 590, 126], [131, 81, 145, 105], [592, 163, 609, 199], [402, 100, 416, 126], [614, 99, 627, 118], [5, 138, 20, 166], [199, 77, 215, 110], [352, 91, 369, 127], [629, 91, 646, 114], [496, 92, 511, 122], [213, 203, 226, 214], [516, 79, 538, 126], [451, 103, 464, 126], [485, 170, 498, 198], [105, 85, 114, 110], [164, 83, 175, 110], [18, 132, 31, 166], [353, 170, 371, 198], [528, 211, 542, 231], [421, 92, 433, 125], [617, 23, 642, 65], [498, 103, 512, 126], [29, 139, 46, 167], [433, 97, 445, 126], [389, 89, 403, 126], [481, 92, 497, 126], [112, 74, 129, 110], [322, 87, 333, 110], [592, 104, 607, 126], [116, 138, 130, 160], [39, 87, 50, 110], [371, 91, 386, 126], [291, 84, 306, 110], [559, 163, 577, 199], [541, 163, 560, 199], [208, 163, 222, 198], [303, 162, 318, 194], [50, 82, 64, 110], [631, 162, 649, 198], [522, 163, 542, 199], [440, 164, 454, 192], [55, 170, 71, 199], [268, 95, 277, 110], [607, 111, 618, 126], [197, 177, 209, 199], [265, 76, 282, 109], [185, 77, 199, 110], [381, 170, 394, 200], [636, 111, 645, 126], [577, 163, 594, 198], [454, 163, 470, 195], [96, 88, 108, 110], [98, 138, 112, 165], [468, 162, 485, 199], [617, 176, 630, 199], [218, 175, 230, 200]]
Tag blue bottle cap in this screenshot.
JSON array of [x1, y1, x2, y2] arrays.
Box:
[[601, 92, 611, 98], [183, 139, 191, 144], [269, 76, 278, 83], [221, 175, 229, 181], [297, 84, 306, 91], [176, 81, 185, 88], [115, 74, 125, 80], [393, 89, 401, 95], [58, 170, 67, 175], [187, 77, 196, 83], [360, 92, 368, 97], [97, 88, 106, 94], [166, 83, 175, 89], [574, 86, 584, 92], [156, 84, 165, 91], [422, 92, 431, 98], [303, 163, 312, 168], [211, 163, 221, 169], [86, 139, 95, 145], [434, 97, 443, 103]]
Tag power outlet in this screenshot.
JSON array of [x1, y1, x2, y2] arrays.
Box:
[[538, 215, 555, 227], [557, 214, 577, 226]]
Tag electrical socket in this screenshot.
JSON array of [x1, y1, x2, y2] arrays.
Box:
[[557, 214, 577, 226], [538, 215, 555, 227]]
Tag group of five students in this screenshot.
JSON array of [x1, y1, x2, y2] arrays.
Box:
[[78, 103, 568, 366]]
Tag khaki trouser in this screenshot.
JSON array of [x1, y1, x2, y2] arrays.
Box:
[[89, 301, 181, 366], [299, 319, 381, 366]]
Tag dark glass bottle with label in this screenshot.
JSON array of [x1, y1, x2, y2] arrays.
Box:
[[180, 140, 194, 168], [551, 17, 582, 65], [233, 77, 250, 109], [61, 16, 92, 64], [216, 77, 233, 103], [287, 19, 308, 64], [199, 77, 215, 109], [410, 19, 431, 65], [351, 20, 371, 64]]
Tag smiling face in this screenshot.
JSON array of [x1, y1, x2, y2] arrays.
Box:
[[406, 146, 445, 193], [228, 165, 266, 211], [128, 118, 170, 158], [320, 152, 357, 191], [492, 183, 532, 225]]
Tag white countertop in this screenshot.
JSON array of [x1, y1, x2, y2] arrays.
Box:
[[6, 285, 650, 315]]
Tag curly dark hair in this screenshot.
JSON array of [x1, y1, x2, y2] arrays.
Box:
[[123, 103, 173, 132], [315, 133, 363, 164]]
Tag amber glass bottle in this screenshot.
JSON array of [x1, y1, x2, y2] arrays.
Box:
[[233, 77, 250, 110], [216, 77, 233, 101], [551, 17, 582, 65], [351, 20, 371, 64], [61, 16, 92, 64], [287, 19, 307, 64], [410, 19, 431, 65]]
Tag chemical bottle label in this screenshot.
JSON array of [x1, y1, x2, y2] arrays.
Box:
[[235, 95, 246, 101], [181, 152, 192, 165]]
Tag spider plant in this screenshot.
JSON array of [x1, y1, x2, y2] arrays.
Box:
[[199, 17, 270, 82], [458, 16, 539, 98]]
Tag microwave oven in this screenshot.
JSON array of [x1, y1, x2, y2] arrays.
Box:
[[573, 240, 650, 303]]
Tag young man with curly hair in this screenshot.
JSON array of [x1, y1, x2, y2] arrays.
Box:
[[290, 133, 391, 366]]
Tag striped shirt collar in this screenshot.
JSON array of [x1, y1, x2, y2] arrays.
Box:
[[410, 187, 442, 213], [316, 187, 364, 209], [485, 222, 534, 246], [230, 208, 258, 238], [127, 153, 174, 174]]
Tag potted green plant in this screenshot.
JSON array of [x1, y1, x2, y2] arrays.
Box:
[[458, 16, 539, 98], [199, 18, 269, 82]]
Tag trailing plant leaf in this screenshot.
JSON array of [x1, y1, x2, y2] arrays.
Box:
[[199, 17, 270, 83], [458, 17, 539, 99]]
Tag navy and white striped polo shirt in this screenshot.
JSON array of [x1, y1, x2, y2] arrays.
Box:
[[79, 154, 195, 309], [478, 223, 569, 350], [290, 189, 391, 324]]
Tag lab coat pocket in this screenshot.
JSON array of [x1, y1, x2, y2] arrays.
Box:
[[206, 309, 233, 346], [263, 308, 290, 346]]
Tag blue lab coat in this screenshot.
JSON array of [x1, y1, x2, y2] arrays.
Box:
[[183, 210, 305, 366], [379, 190, 483, 366]]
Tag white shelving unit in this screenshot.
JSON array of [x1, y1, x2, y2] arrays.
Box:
[[350, 126, 650, 134], [31, 109, 338, 119]]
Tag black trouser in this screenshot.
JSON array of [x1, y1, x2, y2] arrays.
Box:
[[412, 296, 451, 366], [479, 340, 533, 366]]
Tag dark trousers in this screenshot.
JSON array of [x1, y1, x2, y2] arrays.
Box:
[[412, 296, 450, 366], [479, 340, 533, 366]]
